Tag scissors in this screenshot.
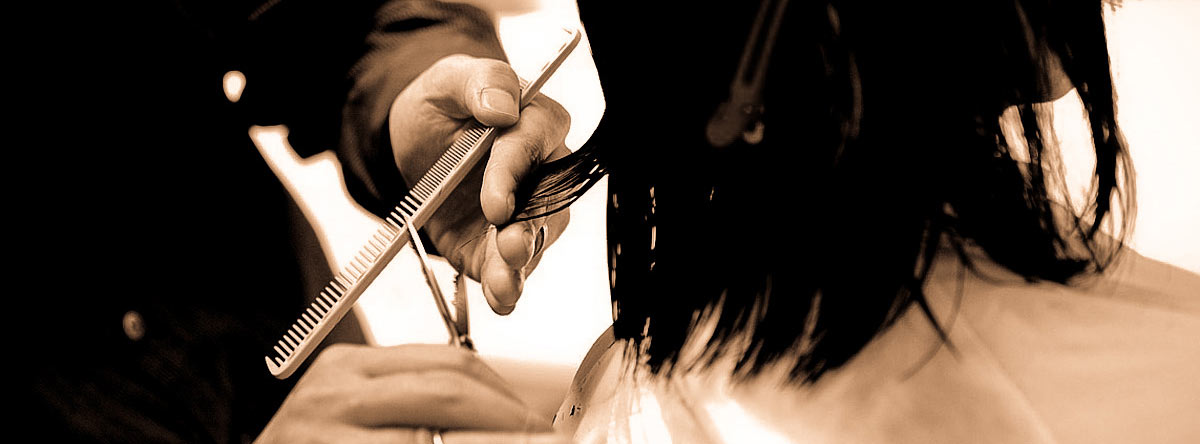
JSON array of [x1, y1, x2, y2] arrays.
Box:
[[264, 27, 581, 378], [399, 211, 474, 350]]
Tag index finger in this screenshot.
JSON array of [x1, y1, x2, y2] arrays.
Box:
[[480, 95, 572, 225], [321, 344, 508, 392], [339, 370, 550, 431]]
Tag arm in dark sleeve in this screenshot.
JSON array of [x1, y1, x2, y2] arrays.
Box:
[[339, 0, 507, 218]]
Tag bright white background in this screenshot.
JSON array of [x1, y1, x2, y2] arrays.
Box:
[[251, 1, 612, 372], [249, 0, 1200, 380]]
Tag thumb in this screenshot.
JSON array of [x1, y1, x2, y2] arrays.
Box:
[[420, 55, 521, 127]]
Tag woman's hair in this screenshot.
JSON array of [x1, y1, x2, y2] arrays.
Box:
[[516, 0, 1133, 383]]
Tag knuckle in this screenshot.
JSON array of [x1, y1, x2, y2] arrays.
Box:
[[434, 53, 473, 69], [525, 98, 570, 152], [526, 96, 571, 132], [481, 57, 517, 76], [422, 371, 469, 408], [541, 96, 571, 128], [294, 385, 343, 417], [332, 393, 368, 422], [423, 55, 472, 87], [316, 343, 355, 364], [522, 139, 545, 169], [470, 58, 519, 89], [493, 135, 543, 174]]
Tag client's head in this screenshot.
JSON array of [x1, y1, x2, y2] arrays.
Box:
[[519, 0, 1133, 383]]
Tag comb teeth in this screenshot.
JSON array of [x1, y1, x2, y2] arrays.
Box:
[[264, 125, 496, 379], [265, 215, 402, 379], [406, 123, 489, 200], [267, 29, 580, 379]]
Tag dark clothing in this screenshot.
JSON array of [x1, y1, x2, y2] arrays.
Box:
[[576, 2, 792, 341], [19, 1, 502, 442]]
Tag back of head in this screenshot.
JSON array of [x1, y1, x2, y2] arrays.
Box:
[[521, 0, 1134, 383]]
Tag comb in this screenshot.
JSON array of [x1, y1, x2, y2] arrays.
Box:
[[266, 28, 582, 379]]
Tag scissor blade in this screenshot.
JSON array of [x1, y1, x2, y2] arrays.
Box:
[[452, 273, 470, 339], [400, 213, 461, 347]]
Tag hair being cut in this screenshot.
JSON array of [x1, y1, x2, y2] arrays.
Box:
[[515, 0, 1134, 383]]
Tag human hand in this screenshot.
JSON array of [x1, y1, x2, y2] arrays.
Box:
[[389, 54, 571, 315], [256, 344, 569, 444]]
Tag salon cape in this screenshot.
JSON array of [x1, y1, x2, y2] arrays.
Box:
[[553, 247, 1200, 444]]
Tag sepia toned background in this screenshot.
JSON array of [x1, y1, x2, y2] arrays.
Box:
[[248, 0, 1199, 382]]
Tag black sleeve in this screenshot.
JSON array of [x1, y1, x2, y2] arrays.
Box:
[[337, 0, 507, 218]]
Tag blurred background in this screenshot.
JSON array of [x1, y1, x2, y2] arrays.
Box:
[[248, 0, 1199, 379], [250, 1, 611, 372]]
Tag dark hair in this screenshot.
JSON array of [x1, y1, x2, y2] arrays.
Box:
[[515, 0, 1133, 383]]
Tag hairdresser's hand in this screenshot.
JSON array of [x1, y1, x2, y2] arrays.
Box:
[[256, 344, 568, 444], [389, 54, 571, 315]]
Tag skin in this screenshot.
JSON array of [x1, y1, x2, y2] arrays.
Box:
[[258, 29, 1078, 443], [256, 344, 570, 444], [259, 55, 575, 443], [388, 54, 573, 315]]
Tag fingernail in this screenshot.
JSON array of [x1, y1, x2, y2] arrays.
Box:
[[501, 270, 525, 313], [522, 225, 537, 261], [480, 88, 517, 119], [495, 301, 516, 316], [534, 225, 546, 257], [506, 193, 516, 218], [484, 281, 517, 315]]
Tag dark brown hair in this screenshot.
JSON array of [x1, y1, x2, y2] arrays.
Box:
[[516, 0, 1133, 383]]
